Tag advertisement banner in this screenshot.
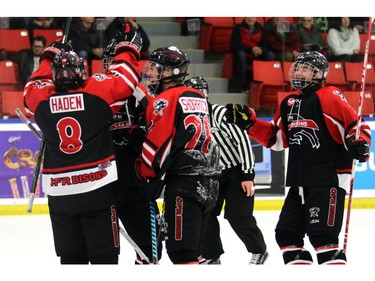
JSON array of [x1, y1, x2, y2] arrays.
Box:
[[352, 120, 375, 190], [0, 119, 374, 199], [0, 123, 45, 199]]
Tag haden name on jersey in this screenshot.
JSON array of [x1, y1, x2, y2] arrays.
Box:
[[50, 93, 85, 113]]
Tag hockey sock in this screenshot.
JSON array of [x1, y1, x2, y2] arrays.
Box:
[[280, 245, 313, 265], [315, 245, 347, 265]]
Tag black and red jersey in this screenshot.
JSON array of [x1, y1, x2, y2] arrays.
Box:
[[136, 85, 213, 179], [23, 51, 140, 196], [248, 85, 371, 192]]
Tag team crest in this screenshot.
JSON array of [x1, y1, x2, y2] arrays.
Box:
[[153, 99, 168, 116], [333, 89, 346, 101], [92, 73, 106, 81]]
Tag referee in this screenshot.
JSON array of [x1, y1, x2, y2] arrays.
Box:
[[184, 77, 268, 265]]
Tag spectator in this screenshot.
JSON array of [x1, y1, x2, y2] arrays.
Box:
[[0, 35, 46, 86], [184, 76, 268, 265], [263, 17, 302, 62], [28, 17, 63, 30], [106, 17, 150, 60], [295, 17, 331, 59], [69, 17, 105, 63], [232, 17, 275, 93], [327, 17, 363, 62]]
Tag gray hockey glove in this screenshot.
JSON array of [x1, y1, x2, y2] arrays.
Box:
[[225, 103, 256, 130], [115, 21, 143, 60], [347, 136, 370, 163]]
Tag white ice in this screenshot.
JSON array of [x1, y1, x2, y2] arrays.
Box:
[[0, 209, 374, 280]]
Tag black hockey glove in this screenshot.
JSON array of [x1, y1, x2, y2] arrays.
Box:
[[347, 136, 370, 163], [224, 103, 256, 130], [39, 40, 73, 62], [115, 21, 143, 60], [128, 124, 146, 152]]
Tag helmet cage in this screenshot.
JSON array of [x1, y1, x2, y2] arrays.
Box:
[[141, 61, 164, 96], [289, 60, 325, 90], [103, 38, 117, 72]]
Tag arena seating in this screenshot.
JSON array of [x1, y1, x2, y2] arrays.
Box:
[[249, 60, 288, 110], [0, 29, 30, 53], [342, 90, 374, 116], [33, 29, 63, 46]]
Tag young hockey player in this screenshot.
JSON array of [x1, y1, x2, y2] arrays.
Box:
[[23, 23, 142, 264], [225, 51, 371, 264]]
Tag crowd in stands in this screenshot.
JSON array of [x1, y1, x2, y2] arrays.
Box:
[[0, 16, 373, 117], [227, 16, 369, 93]]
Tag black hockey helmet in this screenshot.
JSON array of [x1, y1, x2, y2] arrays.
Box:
[[184, 76, 209, 98], [52, 51, 87, 91], [142, 46, 190, 95], [289, 51, 329, 90]]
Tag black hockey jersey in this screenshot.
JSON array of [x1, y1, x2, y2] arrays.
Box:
[[24, 51, 140, 196], [248, 86, 371, 192]]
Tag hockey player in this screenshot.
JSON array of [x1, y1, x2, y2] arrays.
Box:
[[184, 77, 268, 265], [135, 46, 220, 264], [102, 37, 162, 264], [23, 23, 142, 264], [224, 51, 371, 264]]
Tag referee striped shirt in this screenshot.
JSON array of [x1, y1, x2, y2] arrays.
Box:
[[209, 103, 255, 181]]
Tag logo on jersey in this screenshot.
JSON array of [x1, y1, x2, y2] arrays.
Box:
[[287, 100, 321, 149], [50, 93, 85, 113], [287, 97, 295, 106], [153, 99, 168, 116], [92, 73, 106, 81], [179, 97, 209, 114], [333, 89, 346, 101]]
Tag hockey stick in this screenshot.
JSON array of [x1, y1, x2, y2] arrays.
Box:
[[150, 201, 159, 264], [343, 17, 374, 253], [15, 108, 42, 141], [118, 224, 149, 263], [15, 108, 45, 212]]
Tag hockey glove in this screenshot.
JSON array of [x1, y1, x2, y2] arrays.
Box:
[[225, 103, 256, 130], [347, 137, 370, 163], [115, 22, 143, 60], [128, 124, 146, 152], [39, 40, 73, 63], [39, 41, 73, 62]]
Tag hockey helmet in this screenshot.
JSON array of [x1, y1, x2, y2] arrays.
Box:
[[141, 46, 190, 95], [184, 76, 209, 98], [289, 51, 329, 90], [52, 51, 87, 91]]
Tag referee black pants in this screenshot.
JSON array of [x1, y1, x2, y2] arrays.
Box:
[[200, 165, 267, 259]]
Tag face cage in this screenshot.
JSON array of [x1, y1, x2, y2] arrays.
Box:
[[289, 61, 322, 90], [141, 61, 164, 95], [102, 56, 113, 73]]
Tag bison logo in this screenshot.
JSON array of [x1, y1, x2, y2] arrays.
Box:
[[153, 99, 168, 116]]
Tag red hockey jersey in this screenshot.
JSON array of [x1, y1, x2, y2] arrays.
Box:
[[136, 85, 213, 179]]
